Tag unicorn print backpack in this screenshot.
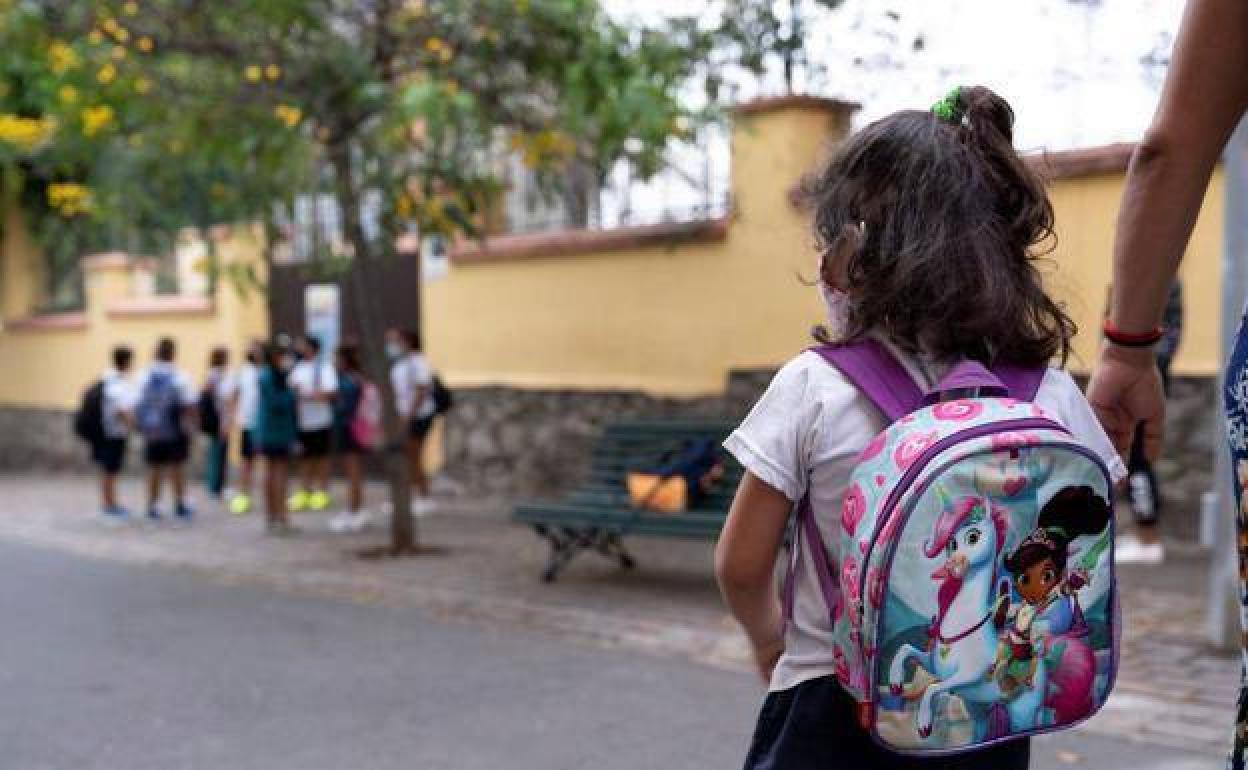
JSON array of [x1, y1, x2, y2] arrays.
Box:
[[784, 340, 1117, 755]]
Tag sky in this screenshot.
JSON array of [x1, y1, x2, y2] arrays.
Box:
[[604, 0, 1187, 152], [592, 0, 1188, 223]]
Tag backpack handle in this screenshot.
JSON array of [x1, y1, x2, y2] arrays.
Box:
[[923, 360, 1009, 403]]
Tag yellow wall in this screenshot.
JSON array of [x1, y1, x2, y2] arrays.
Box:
[[0, 224, 269, 410], [1045, 170, 1223, 376], [425, 103, 851, 396], [426, 102, 1226, 396]]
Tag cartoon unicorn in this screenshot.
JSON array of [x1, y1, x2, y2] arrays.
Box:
[[885, 491, 1039, 740]]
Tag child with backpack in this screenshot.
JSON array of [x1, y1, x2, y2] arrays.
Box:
[[134, 337, 197, 521], [715, 87, 1127, 769], [328, 342, 378, 533], [75, 345, 137, 519], [256, 341, 299, 535]]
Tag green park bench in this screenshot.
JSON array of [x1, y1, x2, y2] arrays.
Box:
[[512, 419, 743, 582]]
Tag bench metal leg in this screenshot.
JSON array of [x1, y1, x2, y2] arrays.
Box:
[[532, 525, 636, 582]]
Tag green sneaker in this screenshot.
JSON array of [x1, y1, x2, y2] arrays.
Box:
[[229, 494, 252, 515], [288, 489, 310, 512], [308, 490, 331, 512]]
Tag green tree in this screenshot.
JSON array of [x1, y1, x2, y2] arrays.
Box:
[[30, 0, 706, 552]]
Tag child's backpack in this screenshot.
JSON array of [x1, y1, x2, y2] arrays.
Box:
[[431, 374, 453, 415], [786, 340, 1116, 755], [136, 371, 183, 443], [72, 380, 106, 444], [349, 379, 382, 451], [198, 383, 221, 437]]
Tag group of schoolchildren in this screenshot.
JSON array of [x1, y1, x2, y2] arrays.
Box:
[[76, 328, 444, 537]]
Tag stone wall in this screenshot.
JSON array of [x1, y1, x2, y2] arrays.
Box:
[[442, 373, 1220, 527], [440, 369, 773, 498], [0, 406, 89, 471]]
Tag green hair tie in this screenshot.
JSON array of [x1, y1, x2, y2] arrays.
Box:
[[931, 87, 964, 124]]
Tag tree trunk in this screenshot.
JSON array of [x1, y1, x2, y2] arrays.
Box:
[[328, 140, 417, 553]]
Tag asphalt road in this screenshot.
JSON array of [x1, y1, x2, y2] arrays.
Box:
[[0, 541, 1217, 770]]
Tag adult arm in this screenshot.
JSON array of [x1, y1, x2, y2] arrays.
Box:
[[715, 472, 791, 684], [1088, 0, 1248, 457]]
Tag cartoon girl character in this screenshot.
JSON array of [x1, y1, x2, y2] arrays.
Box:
[[990, 486, 1111, 699]]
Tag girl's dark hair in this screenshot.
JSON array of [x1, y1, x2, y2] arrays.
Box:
[[209, 346, 229, 369], [802, 85, 1075, 366], [1004, 486, 1110, 574], [337, 342, 362, 373]]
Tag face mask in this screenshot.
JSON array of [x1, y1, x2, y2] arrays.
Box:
[[819, 282, 852, 340], [385, 342, 404, 360]]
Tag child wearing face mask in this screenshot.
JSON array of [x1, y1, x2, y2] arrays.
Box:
[[714, 86, 1124, 769]]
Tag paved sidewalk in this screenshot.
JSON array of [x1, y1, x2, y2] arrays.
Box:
[[0, 473, 1235, 759]]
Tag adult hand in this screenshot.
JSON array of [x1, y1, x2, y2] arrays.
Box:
[[1086, 344, 1166, 461]]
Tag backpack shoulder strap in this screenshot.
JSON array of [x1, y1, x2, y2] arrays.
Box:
[[991, 361, 1047, 403], [808, 339, 925, 422]]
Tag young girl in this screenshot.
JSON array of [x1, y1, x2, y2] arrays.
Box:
[[329, 342, 371, 534], [256, 342, 299, 536], [715, 86, 1126, 769]]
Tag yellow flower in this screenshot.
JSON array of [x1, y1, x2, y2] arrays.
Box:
[[97, 63, 117, 84], [168, 138, 185, 154], [0, 114, 56, 150], [113, 26, 129, 43], [100, 18, 119, 34], [88, 30, 104, 45], [274, 104, 302, 128], [111, 45, 127, 60], [395, 193, 413, 219], [47, 183, 93, 217], [424, 37, 443, 53], [134, 77, 152, 94], [444, 80, 458, 95], [265, 64, 281, 81], [80, 105, 115, 137], [244, 65, 263, 83], [137, 36, 154, 53], [123, 1, 139, 15], [58, 85, 79, 105], [48, 41, 79, 74]]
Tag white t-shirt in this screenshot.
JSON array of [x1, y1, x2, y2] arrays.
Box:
[[289, 359, 338, 432], [390, 352, 435, 420], [206, 367, 238, 412], [234, 362, 260, 431], [722, 344, 1127, 694], [101, 368, 137, 440]]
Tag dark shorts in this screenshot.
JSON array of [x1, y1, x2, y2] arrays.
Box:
[[91, 437, 127, 474], [144, 437, 189, 466], [240, 429, 257, 459], [409, 415, 435, 441], [298, 428, 332, 458], [261, 443, 292, 460], [743, 676, 1029, 770], [335, 424, 364, 454]]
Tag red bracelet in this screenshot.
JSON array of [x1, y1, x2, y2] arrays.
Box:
[[1103, 319, 1164, 347]]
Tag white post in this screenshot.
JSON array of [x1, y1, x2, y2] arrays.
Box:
[[1209, 116, 1248, 650]]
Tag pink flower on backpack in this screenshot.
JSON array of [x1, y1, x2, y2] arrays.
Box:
[[933, 399, 983, 421], [833, 645, 851, 685], [841, 483, 866, 535], [991, 431, 1038, 451], [858, 432, 887, 462], [894, 430, 939, 469], [867, 566, 885, 608], [841, 557, 861, 605]]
